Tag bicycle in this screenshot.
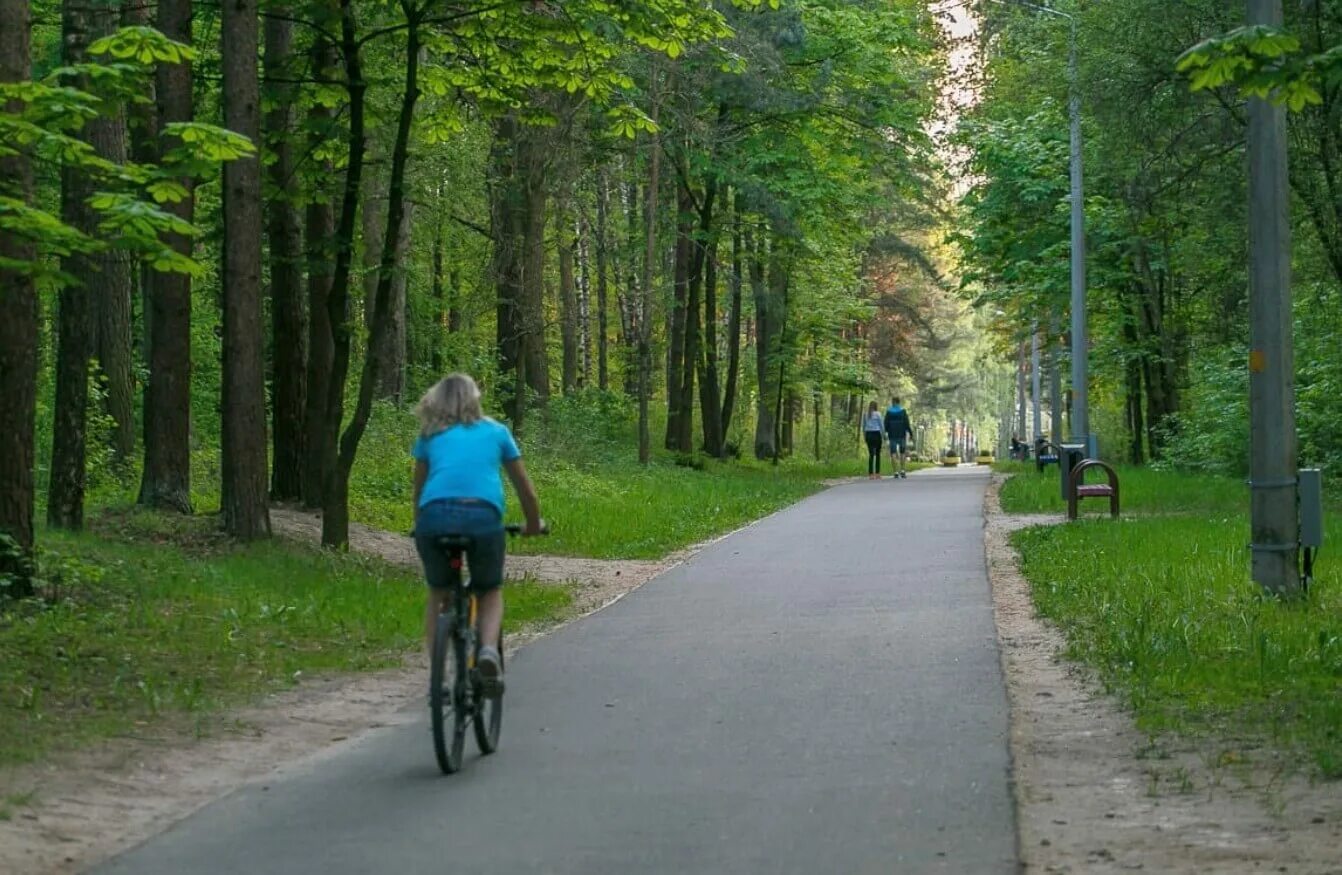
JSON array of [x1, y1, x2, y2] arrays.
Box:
[[428, 523, 540, 774]]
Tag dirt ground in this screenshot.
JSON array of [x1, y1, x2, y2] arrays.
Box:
[[984, 475, 1342, 874], [0, 508, 685, 875]]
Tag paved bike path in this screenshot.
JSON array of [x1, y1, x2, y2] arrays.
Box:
[[100, 466, 1015, 874]]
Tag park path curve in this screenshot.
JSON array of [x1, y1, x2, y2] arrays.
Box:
[[100, 465, 1015, 875]]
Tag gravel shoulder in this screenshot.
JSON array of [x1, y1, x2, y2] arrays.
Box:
[[984, 474, 1342, 874], [0, 507, 685, 875]]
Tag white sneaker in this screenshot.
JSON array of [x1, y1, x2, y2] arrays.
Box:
[[477, 645, 504, 696]]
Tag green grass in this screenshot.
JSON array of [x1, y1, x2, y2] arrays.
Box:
[[998, 463, 1246, 515], [355, 454, 876, 559], [1010, 496, 1342, 777], [344, 400, 900, 559], [0, 511, 570, 767]]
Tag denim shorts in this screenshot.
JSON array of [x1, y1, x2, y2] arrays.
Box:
[[413, 499, 506, 591]]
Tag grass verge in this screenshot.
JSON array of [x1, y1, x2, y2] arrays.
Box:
[[998, 463, 1245, 515], [1007, 484, 1342, 777], [0, 511, 570, 768]]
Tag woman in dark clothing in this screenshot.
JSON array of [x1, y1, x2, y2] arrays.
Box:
[[862, 401, 884, 479]]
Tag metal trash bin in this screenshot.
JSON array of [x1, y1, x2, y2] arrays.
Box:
[[1059, 442, 1086, 500]]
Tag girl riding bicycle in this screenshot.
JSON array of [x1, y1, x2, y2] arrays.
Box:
[[412, 374, 544, 690]]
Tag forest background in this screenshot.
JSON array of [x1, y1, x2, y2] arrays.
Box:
[[0, 0, 1338, 586]]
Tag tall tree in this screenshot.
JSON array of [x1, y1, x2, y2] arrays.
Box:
[[89, 2, 136, 463], [301, 30, 336, 507], [698, 222, 724, 455], [221, 0, 271, 538], [48, 0, 100, 530], [595, 168, 611, 390], [265, 4, 307, 501], [138, 0, 194, 512], [0, 0, 37, 596], [558, 202, 580, 393], [323, 0, 422, 547], [318, 0, 370, 545], [719, 199, 743, 447]]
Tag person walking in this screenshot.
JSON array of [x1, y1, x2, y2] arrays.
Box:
[[862, 401, 884, 479], [884, 397, 914, 479]]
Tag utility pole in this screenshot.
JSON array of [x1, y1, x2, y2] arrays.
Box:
[[1066, 13, 1088, 450], [1247, 0, 1299, 596], [988, 0, 1088, 449], [1031, 322, 1042, 443], [1016, 338, 1027, 442], [1050, 319, 1063, 444]]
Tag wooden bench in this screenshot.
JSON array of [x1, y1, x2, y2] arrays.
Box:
[[1067, 459, 1120, 520]]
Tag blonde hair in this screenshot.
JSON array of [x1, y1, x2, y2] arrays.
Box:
[[415, 373, 484, 437]]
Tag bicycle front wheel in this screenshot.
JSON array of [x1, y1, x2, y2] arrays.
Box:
[[430, 612, 464, 774], [473, 632, 504, 755]]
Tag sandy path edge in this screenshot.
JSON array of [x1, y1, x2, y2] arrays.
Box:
[[0, 509, 708, 875], [984, 474, 1341, 874]]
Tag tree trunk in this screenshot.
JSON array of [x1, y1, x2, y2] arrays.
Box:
[[665, 184, 692, 450], [0, 0, 36, 596], [520, 132, 549, 406], [596, 170, 610, 390], [558, 205, 579, 393], [377, 201, 412, 400], [638, 81, 660, 465], [752, 232, 776, 460], [622, 176, 641, 397], [49, 0, 101, 531], [430, 197, 446, 373], [138, 0, 194, 513], [323, 3, 420, 549], [490, 115, 525, 425], [698, 228, 723, 456], [813, 391, 821, 461], [221, 0, 271, 539], [265, 5, 306, 501], [318, 0, 367, 546], [680, 175, 717, 454], [86, 2, 135, 463], [121, 0, 154, 457], [361, 147, 386, 330], [301, 29, 336, 509], [720, 201, 742, 445], [577, 211, 591, 388]]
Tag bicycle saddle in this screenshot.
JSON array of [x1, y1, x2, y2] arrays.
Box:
[[434, 534, 476, 551]]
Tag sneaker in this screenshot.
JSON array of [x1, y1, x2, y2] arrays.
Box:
[[477, 645, 504, 696], [900, 471, 907, 479]]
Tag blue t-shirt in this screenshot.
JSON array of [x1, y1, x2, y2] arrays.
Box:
[[411, 418, 521, 514]]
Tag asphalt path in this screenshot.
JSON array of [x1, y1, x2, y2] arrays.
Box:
[[99, 465, 1016, 875]]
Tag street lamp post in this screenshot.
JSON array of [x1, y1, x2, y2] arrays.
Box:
[[987, 0, 1089, 452]]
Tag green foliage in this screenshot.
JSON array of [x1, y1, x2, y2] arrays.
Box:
[[1178, 24, 1342, 112], [1014, 513, 1342, 777], [0, 25, 251, 281], [0, 514, 572, 766]]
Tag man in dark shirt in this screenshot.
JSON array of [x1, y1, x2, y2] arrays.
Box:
[[883, 397, 914, 479]]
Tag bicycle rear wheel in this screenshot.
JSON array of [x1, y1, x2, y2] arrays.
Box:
[[430, 612, 464, 774], [473, 632, 504, 755]]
